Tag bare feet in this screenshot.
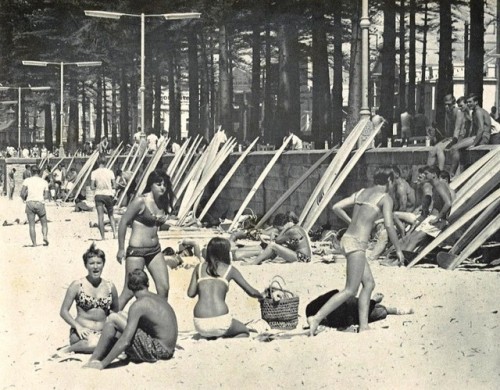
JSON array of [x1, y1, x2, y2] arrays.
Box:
[[372, 292, 384, 303], [82, 360, 103, 370], [307, 316, 321, 336], [358, 325, 372, 332]]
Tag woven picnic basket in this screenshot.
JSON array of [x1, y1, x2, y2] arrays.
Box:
[[260, 276, 299, 330]]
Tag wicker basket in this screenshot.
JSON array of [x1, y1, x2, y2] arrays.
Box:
[[260, 276, 299, 330]]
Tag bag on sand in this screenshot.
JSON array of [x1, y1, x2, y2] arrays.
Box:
[[260, 275, 299, 330]]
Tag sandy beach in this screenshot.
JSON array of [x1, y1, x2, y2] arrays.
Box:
[[0, 196, 499, 389]]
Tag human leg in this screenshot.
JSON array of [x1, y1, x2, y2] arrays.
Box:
[[96, 204, 106, 240], [307, 251, 366, 335], [357, 260, 375, 331], [146, 252, 170, 299], [118, 256, 145, 310], [400, 230, 428, 252], [233, 245, 263, 261], [88, 321, 120, 362], [26, 211, 37, 246], [40, 214, 49, 245], [223, 319, 250, 338], [108, 213, 117, 239], [249, 242, 298, 265], [450, 137, 474, 176]]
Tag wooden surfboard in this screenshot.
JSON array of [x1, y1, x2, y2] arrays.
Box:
[[173, 147, 207, 204], [166, 137, 192, 177], [197, 137, 259, 222], [299, 119, 368, 225], [63, 150, 99, 201], [406, 187, 500, 268], [228, 134, 293, 232], [121, 144, 136, 171], [450, 147, 500, 191], [302, 121, 384, 231], [70, 152, 99, 203], [439, 213, 500, 270], [172, 136, 202, 190], [134, 138, 170, 196], [254, 146, 337, 229], [106, 141, 124, 169], [116, 148, 149, 207]]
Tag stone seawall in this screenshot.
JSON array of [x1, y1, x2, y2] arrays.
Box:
[[1, 146, 493, 226]]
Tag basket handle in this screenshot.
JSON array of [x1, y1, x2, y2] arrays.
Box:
[[268, 276, 294, 298]]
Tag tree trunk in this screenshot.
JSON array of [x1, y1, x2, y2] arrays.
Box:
[[111, 80, 118, 147], [130, 77, 138, 133], [199, 32, 211, 140], [469, 0, 485, 105], [154, 66, 162, 135], [95, 74, 102, 143], [249, 21, 262, 141], [263, 21, 273, 143], [144, 46, 153, 132], [436, 0, 453, 132], [219, 23, 233, 134], [312, 5, 332, 145], [81, 81, 87, 146], [44, 103, 53, 151], [67, 76, 79, 154], [276, 18, 301, 145], [120, 68, 130, 144], [332, 0, 343, 145], [399, 0, 406, 112], [346, 0, 362, 134], [419, 0, 428, 110], [188, 28, 200, 138], [102, 75, 109, 139], [379, 0, 396, 144], [210, 34, 217, 138], [408, 0, 416, 114]]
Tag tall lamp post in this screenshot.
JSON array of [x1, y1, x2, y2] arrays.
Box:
[[84, 11, 201, 137], [22, 60, 102, 157], [0, 85, 51, 153]]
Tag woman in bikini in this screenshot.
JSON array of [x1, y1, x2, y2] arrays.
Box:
[[307, 168, 404, 335], [59, 243, 119, 353], [187, 237, 264, 339], [116, 169, 175, 310]]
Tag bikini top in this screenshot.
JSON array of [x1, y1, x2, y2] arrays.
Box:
[[197, 264, 232, 288], [134, 198, 163, 227], [354, 189, 387, 212], [75, 278, 113, 314]]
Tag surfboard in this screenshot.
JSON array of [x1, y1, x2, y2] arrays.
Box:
[[228, 134, 293, 232], [172, 136, 202, 190], [406, 187, 500, 268], [120, 144, 135, 171], [197, 137, 259, 222], [134, 138, 170, 196], [254, 146, 337, 229], [116, 147, 149, 207], [70, 152, 99, 203], [302, 121, 384, 231], [298, 119, 368, 225], [438, 213, 500, 270], [450, 147, 500, 191], [63, 150, 99, 201], [166, 137, 192, 178], [173, 147, 207, 206], [106, 141, 124, 169]]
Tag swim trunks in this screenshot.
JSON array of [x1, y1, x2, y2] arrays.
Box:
[[126, 243, 162, 264], [340, 234, 369, 255], [25, 201, 46, 219], [415, 216, 442, 238], [94, 194, 114, 215], [125, 328, 173, 362], [193, 313, 233, 338]]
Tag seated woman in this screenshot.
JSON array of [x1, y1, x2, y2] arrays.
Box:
[[187, 237, 264, 339], [59, 243, 119, 353], [234, 213, 312, 265]]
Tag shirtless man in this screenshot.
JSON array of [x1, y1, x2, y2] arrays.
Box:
[[84, 269, 178, 369], [392, 166, 415, 212], [400, 166, 453, 252]]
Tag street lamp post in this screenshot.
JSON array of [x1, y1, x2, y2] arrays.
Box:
[[22, 60, 102, 157], [0, 85, 51, 153], [84, 10, 201, 137]]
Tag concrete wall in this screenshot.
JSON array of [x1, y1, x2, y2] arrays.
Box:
[[1, 146, 494, 227]]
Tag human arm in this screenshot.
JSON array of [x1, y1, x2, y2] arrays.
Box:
[[331, 193, 357, 225], [100, 303, 142, 369], [59, 281, 88, 338], [473, 109, 491, 146], [430, 184, 453, 223], [448, 110, 464, 147], [90, 178, 96, 191], [110, 283, 119, 313], [117, 198, 143, 264], [230, 267, 265, 299], [187, 265, 199, 298], [20, 185, 28, 201]]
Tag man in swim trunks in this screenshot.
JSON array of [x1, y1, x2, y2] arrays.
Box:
[[84, 269, 178, 369], [20, 165, 49, 247], [91, 158, 117, 240]]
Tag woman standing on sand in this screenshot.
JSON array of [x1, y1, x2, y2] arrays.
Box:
[[307, 168, 404, 335], [187, 237, 264, 339], [116, 170, 175, 310], [59, 243, 119, 353]]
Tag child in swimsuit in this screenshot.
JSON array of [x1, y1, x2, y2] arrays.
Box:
[[59, 243, 119, 353], [187, 237, 264, 339]]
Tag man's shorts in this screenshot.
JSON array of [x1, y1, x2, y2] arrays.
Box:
[[94, 195, 114, 215], [415, 216, 442, 238], [125, 328, 173, 362], [25, 201, 46, 219]]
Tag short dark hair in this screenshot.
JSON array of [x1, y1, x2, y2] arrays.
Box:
[[423, 165, 440, 176], [373, 167, 394, 185], [467, 93, 479, 103], [272, 213, 289, 227], [31, 166, 40, 174], [439, 170, 451, 183], [128, 269, 149, 291], [82, 242, 106, 265]]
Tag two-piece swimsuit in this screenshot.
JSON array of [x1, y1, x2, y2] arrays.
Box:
[[284, 236, 311, 262], [193, 265, 234, 338], [70, 278, 113, 340], [340, 189, 386, 255], [126, 201, 164, 263]]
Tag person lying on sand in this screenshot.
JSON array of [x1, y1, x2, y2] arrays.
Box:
[[84, 269, 178, 369], [234, 213, 312, 265], [305, 290, 413, 331], [59, 243, 119, 354], [187, 237, 264, 339]]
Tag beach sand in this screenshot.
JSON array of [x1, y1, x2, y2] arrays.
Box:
[[0, 196, 499, 389]]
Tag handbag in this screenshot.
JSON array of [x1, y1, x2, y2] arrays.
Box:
[[260, 275, 299, 330]]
